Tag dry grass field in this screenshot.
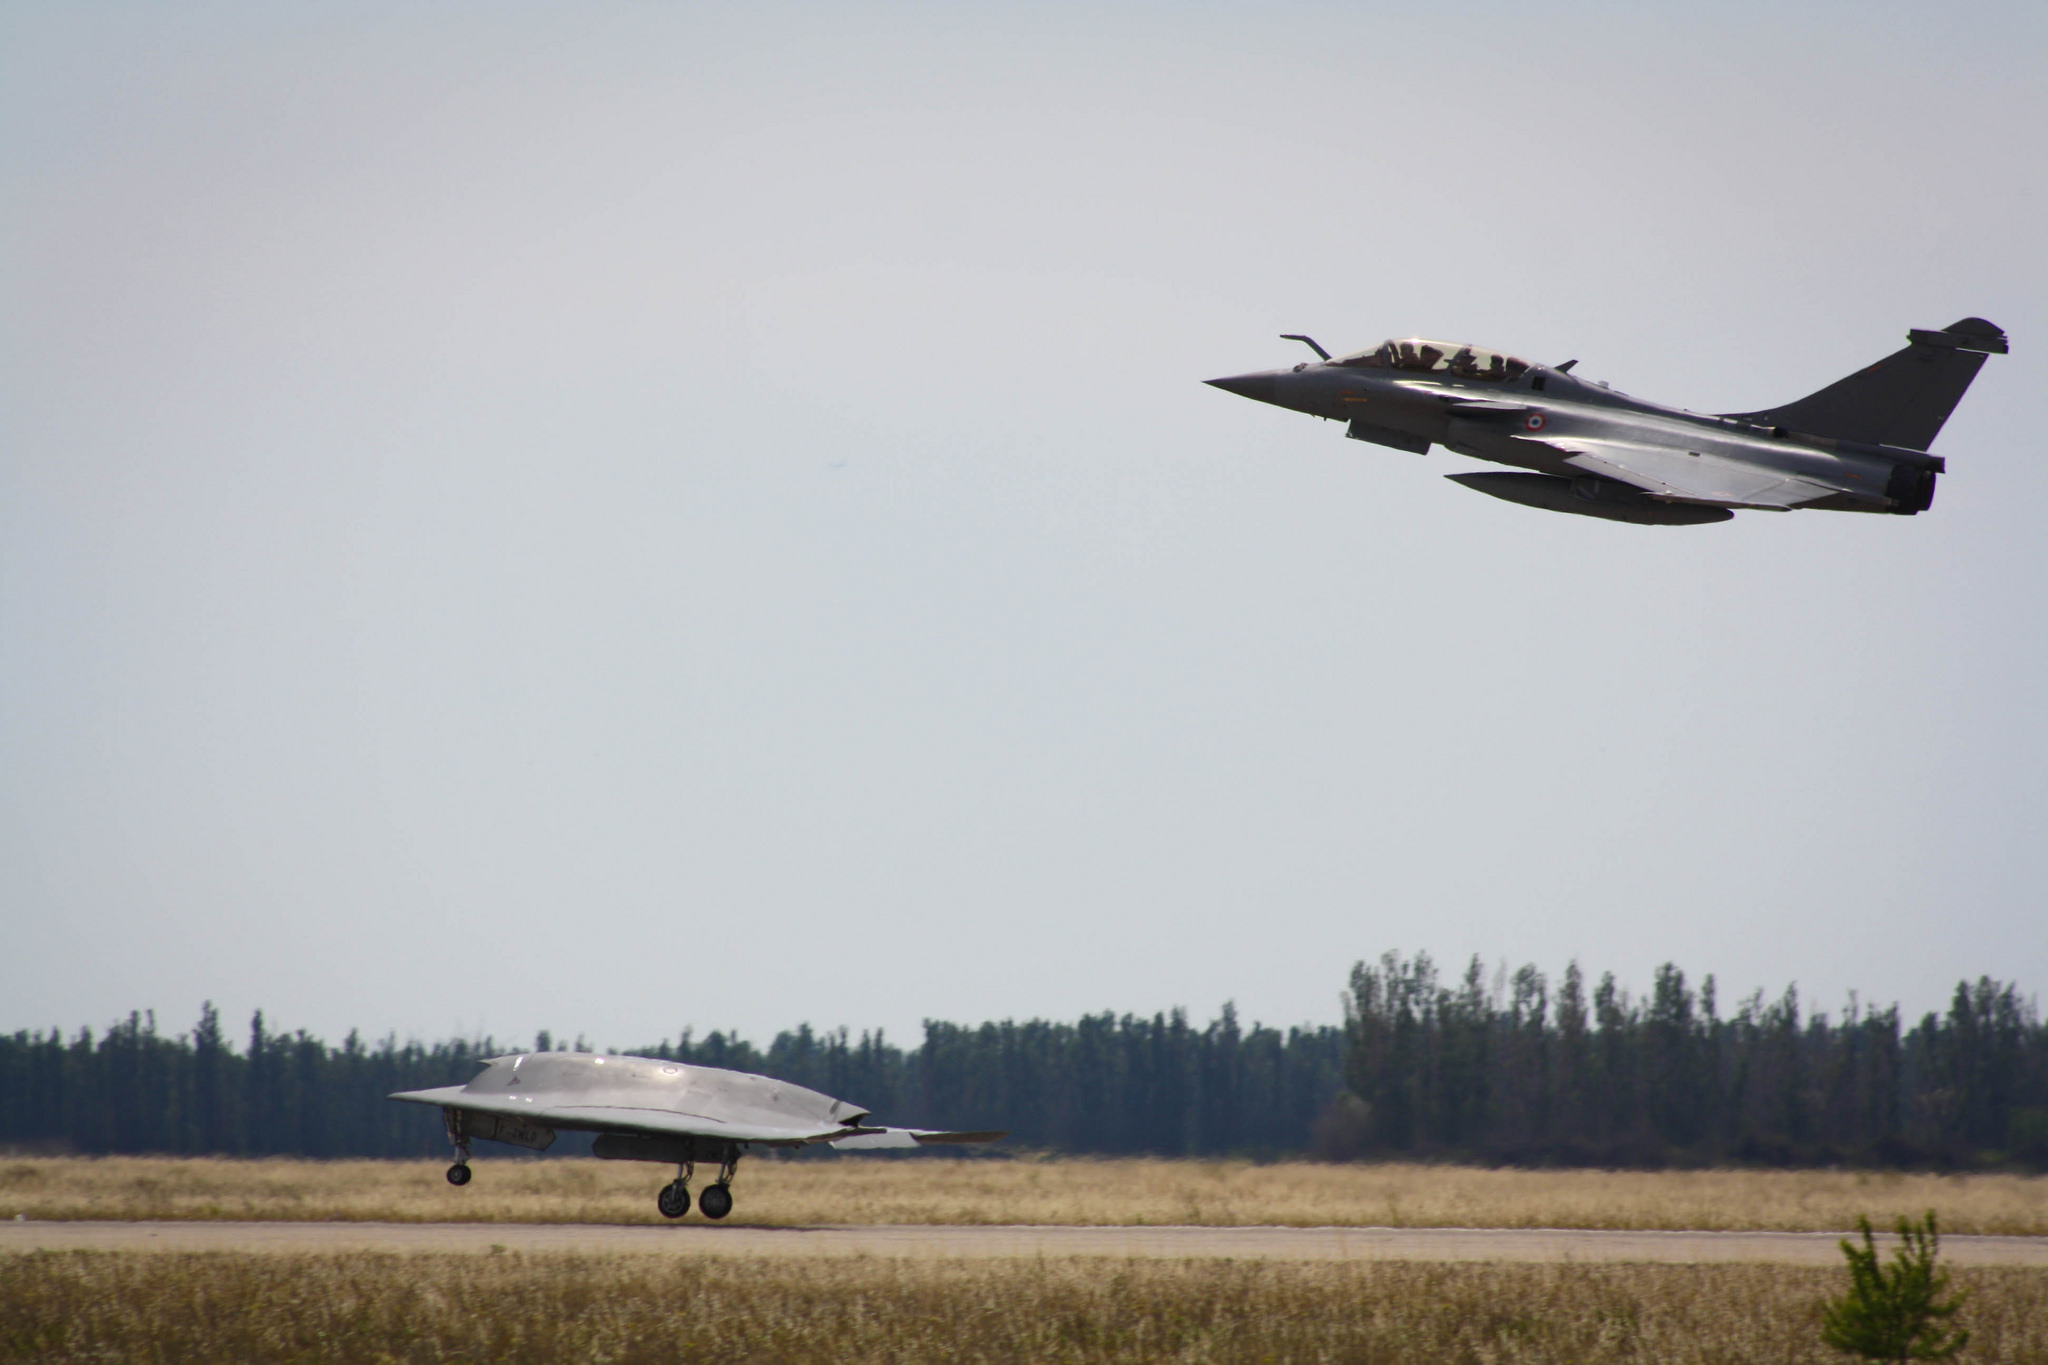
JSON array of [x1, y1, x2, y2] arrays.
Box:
[[3, 1252, 2045, 1364], [4, 1155, 2046, 1232]]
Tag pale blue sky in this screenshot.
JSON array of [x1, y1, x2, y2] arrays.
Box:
[[3, 1, 2043, 1049]]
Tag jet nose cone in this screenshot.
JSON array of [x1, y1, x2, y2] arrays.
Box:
[[1205, 372, 1278, 404]]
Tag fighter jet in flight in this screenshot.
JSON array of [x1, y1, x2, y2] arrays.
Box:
[[390, 1051, 1002, 1219], [1207, 319, 2006, 524]]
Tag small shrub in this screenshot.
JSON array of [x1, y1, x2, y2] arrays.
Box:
[[1820, 1211, 1968, 1363]]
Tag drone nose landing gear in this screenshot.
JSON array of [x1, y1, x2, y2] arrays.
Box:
[[442, 1108, 473, 1186], [700, 1146, 741, 1219]]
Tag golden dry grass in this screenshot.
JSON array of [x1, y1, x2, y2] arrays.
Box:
[[3, 1252, 2045, 1364], [4, 1155, 2047, 1233]]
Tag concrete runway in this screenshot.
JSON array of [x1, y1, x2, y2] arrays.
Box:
[[7, 1221, 2048, 1265]]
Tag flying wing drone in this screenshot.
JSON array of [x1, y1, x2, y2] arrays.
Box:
[[390, 1051, 1003, 1220], [1207, 319, 2006, 524]]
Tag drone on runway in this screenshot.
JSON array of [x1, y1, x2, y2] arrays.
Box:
[[392, 1051, 1002, 1220]]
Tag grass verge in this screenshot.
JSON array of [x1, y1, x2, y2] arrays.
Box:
[[4, 1252, 2047, 1364], [4, 1156, 2047, 1232]]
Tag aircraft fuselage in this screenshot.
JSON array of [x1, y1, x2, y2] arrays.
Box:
[[1207, 324, 2000, 524]]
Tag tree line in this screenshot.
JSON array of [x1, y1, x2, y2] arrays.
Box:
[[2, 956, 2043, 1167], [1334, 954, 2048, 1167], [0, 1001, 1342, 1160]]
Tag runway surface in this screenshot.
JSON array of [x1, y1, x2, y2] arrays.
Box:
[[7, 1221, 2048, 1265]]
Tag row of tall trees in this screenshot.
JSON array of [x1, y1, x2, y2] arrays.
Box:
[[3, 957, 2043, 1166], [0, 1004, 1342, 1160], [0, 1005, 501, 1158], [1337, 954, 2048, 1166]]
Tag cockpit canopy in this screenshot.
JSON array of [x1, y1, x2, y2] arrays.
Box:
[[1334, 338, 1532, 382]]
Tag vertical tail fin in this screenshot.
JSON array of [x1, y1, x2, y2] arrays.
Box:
[[1723, 318, 2006, 451]]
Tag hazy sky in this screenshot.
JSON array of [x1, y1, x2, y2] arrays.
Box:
[[4, 1, 2043, 1054]]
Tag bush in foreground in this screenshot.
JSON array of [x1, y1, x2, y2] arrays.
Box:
[[1822, 1212, 1969, 1363]]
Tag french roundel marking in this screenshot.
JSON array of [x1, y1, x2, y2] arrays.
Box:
[[1524, 412, 1547, 431]]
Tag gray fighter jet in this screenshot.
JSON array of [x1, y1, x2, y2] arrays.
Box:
[[390, 1052, 1003, 1219], [1207, 319, 2006, 524]]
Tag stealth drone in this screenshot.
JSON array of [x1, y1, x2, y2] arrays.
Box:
[[391, 1052, 1002, 1220], [1207, 319, 2006, 524]]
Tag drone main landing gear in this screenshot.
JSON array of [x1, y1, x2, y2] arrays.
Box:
[[657, 1161, 694, 1219], [649, 1143, 742, 1219], [699, 1148, 741, 1220]]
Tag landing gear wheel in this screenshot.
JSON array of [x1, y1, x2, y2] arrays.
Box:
[[446, 1163, 472, 1186], [657, 1180, 691, 1219], [698, 1184, 733, 1220]]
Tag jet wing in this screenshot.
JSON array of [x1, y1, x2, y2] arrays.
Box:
[[388, 1086, 846, 1144], [1543, 437, 1837, 510], [390, 1084, 512, 1112], [830, 1128, 1009, 1150]]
